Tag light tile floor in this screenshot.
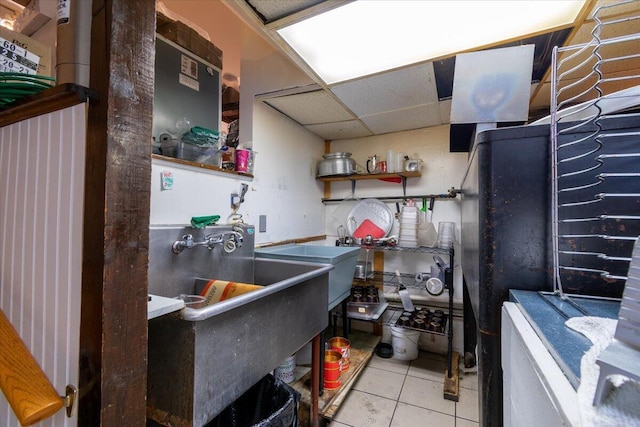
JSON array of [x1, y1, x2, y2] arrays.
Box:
[[328, 350, 479, 427]]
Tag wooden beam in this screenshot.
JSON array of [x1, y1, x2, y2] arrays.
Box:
[[79, 0, 155, 425]]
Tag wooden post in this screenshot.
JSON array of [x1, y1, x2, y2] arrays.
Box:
[[79, 0, 155, 425]]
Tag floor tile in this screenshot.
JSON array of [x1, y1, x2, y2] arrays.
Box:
[[390, 402, 455, 427], [408, 353, 447, 383], [327, 421, 350, 427], [367, 353, 410, 375], [332, 390, 397, 427], [421, 351, 447, 362], [353, 366, 406, 400], [459, 371, 478, 391], [399, 376, 456, 415], [456, 419, 480, 427], [456, 386, 480, 422]]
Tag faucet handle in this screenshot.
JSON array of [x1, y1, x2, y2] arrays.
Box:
[[172, 234, 194, 254]]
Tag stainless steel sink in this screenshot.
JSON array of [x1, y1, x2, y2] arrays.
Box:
[[146, 225, 332, 427]]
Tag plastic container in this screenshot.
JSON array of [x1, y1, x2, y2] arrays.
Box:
[[255, 245, 360, 310], [235, 149, 250, 172], [391, 326, 419, 361], [178, 140, 219, 164], [399, 206, 419, 248], [437, 222, 456, 249], [274, 355, 296, 384]]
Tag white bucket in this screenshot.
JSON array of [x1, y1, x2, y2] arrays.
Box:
[[274, 355, 296, 383], [390, 327, 419, 361]]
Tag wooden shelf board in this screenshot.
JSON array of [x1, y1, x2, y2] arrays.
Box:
[[0, 84, 93, 129], [291, 332, 381, 426], [317, 171, 421, 182]]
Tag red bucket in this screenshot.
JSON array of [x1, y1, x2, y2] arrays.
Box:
[[324, 366, 341, 382], [324, 350, 342, 370], [324, 378, 341, 390], [324, 350, 342, 389], [329, 337, 351, 371]]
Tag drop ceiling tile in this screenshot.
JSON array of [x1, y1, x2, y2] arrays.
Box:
[[245, 0, 324, 23], [304, 120, 372, 140], [360, 103, 442, 135], [439, 99, 452, 124], [264, 90, 354, 125], [330, 63, 439, 117]]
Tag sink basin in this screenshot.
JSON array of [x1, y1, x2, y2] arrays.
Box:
[[146, 226, 333, 427], [255, 244, 361, 310], [147, 258, 331, 426]]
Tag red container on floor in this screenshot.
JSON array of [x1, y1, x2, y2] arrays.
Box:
[[324, 350, 342, 369], [324, 378, 341, 390], [329, 337, 351, 370], [324, 366, 340, 382]]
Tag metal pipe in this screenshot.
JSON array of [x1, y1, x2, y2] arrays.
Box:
[[311, 334, 321, 427], [56, 0, 92, 86], [322, 188, 460, 203]]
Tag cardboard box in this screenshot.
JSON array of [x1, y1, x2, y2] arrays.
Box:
[[0, 26, 53, 77], [156, 12, 222, 70]]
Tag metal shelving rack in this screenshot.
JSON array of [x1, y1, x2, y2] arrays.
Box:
[[346, 244, 457, 399], [375, 245, 456, 382]]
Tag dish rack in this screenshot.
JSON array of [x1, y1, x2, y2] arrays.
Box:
[[549, 0, 640, 403]]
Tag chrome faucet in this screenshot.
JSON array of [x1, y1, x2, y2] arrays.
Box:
[[172, 227, 244, 254]]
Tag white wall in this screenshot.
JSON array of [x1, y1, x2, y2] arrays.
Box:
[[328, 125, 469, 354], [151, 1, 323, 246], [150, 101, 326, 245]]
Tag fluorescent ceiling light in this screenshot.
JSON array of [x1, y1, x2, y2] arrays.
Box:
[[277, 0, 586, 85]]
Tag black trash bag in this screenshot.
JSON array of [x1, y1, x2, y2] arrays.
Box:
[[206, 374, 300, 427]]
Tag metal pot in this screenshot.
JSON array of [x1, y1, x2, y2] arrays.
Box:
[[354, 261, 372, 279], [317, 152, 357, 177]]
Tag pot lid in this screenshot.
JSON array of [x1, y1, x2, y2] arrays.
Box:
[[323, 152, 352, 159]]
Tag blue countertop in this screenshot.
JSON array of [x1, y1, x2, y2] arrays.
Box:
[[509, 290, 620, 389]]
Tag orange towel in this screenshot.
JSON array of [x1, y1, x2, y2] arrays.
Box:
[[200, 280, 262, 306]]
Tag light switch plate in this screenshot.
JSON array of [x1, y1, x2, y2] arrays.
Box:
[[259, 215, 267, 232]]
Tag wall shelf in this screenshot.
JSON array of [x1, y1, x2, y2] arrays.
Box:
[[0, 84, 93, 129], [152, 154, 253, 180], [316, 171, 421, 182]]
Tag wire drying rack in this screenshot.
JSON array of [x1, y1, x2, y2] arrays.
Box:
[[550, 0, 640, 303]]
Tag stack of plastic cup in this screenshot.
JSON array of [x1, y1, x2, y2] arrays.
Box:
[[399, 205, 419, 248], [437, 222, 456, 249]]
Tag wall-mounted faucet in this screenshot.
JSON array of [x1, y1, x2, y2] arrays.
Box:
[[172, 226, 244, 254]]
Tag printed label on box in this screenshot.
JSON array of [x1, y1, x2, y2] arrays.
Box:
[[0, 37, 40, 74]]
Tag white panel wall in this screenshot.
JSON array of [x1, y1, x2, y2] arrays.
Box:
[[0, 104, 85, 427]]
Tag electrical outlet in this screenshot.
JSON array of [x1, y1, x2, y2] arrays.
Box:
[[259, 215, 267, 232]]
